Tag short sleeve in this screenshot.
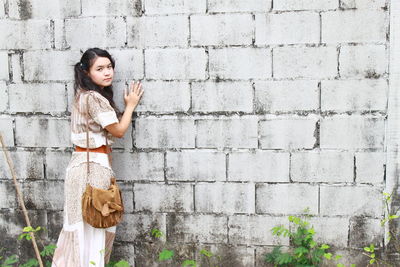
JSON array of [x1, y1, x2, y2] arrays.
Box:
[[86, 92, 119, 128]]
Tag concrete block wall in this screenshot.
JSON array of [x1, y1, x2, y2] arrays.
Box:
[[0, 0, 391, 266]]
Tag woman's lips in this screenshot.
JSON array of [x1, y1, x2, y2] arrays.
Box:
[[104, 78, 112, 81]]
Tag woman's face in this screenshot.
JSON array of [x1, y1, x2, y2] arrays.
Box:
[[87, 56, 114, 88]]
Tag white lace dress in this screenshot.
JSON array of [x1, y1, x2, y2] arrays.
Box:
[[52, 89, 120, 267]]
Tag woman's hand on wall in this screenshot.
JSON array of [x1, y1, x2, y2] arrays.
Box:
[[124, 81, 144, 109]]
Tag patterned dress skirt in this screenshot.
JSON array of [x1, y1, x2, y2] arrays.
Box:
[[52, 152, 117, 267]]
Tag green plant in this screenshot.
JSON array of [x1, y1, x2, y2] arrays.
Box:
[[150, 228, 221, 267], [362, 192, 400, 266], [105, 260, 130, 267], [0, 249, 18, 267], [0, 225, 130, 267], [265, 212, 353, 267]]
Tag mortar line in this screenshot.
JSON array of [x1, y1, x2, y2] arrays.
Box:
[[225, 152, 228, 182], [317, 185, 320, 215], [50, 19, 55, 49], [7, 53, 12, 82]]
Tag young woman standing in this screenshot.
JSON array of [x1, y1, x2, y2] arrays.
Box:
[[52, 47, 143, 266]]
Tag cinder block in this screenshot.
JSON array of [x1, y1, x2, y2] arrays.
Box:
[[339, 45, 387, 79], [23, 50, 81, 81], [10, 53, 22, 83], [256, 184, 319, 215], [167, 214, 227, 243], [134, 183, 193, 212], [0, 118, 14, 147], [228, 215, 289, 245], [64, 17, 126, 49], [23, 181, 64, 210], [0, 0, 4, 18], [195, 182, 255, 214], [145, 0, 206, 14], [194, 244, 255, 267], [320, 116, 385, 149], [0, 181, 18, 208], [145, 48, 207, 80], [256, 247, 289, 267], [0, 82, 7, 111], [291, 151, 354, 183], [82, 0, 141, 16], [341, 0, 386, 9], [0, 20, 51, 49], [116, 213, 166, 242], [166, 150, 226, 181], [228, 151, 289, 182], [118, 182, 134, 213], [191, 14, 253, 46], [15, 117, 71, 147], [308, 217, 349, 247], [134, 242, 193, 266], [112, 151, 164, 181], [111, 123, 133, 150], [320, 185, 383, 217], [0, 151, 43, 179], [47, 211, 63, 242], [255, 81, 319, 112], [8, 0, 80, 18], [208, 0, 271, 12], [112, 244, 135, 264], [45, 151, 71, 180], [0, 52, 8, 81], [108, 49, 144, 81], [259, 117, 317, 149], [256, 12, 319, 45], [322, 248, 370, 266], [66, 82, 74, 113], [134, 117, 195, 148], [53, 19, 67, 50], [107, 81, 137, 113], [9, 83, 67, 113], [132, 81, 190, 112], [127, 15, 188, 48], [322, 10, 386, 43], [321, 79, 388, 112], [196, 116, 258, 148], [192, 81, 253, 112], [355, 152, 385, 184], [274, 47, 337, 79], [0, 210, 48, 244], [210, 48, 272, 79], [349, 217, 383, 247], [273, 0, 337, 10]]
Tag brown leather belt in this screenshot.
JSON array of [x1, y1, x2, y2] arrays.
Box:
[[75, 145, 111, 154]]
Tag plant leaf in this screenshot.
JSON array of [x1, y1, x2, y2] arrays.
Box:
[[182, 259, 197, 267], [114, 260, 130, 267], [200, 249, 213, 258], [159, 249, 174, 261], [20, 258, 39, 267]]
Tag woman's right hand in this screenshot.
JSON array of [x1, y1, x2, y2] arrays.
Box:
[[124, 81, 144, 109]]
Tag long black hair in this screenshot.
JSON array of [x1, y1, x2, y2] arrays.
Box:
[[74, 47, 120, 116]]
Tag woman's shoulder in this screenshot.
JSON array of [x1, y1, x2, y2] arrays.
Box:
[[79, 88, 108, 102]]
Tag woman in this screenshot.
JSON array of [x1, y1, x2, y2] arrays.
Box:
[[52, 47, 144, 266]]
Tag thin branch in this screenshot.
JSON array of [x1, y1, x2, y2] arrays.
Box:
[[0, 133, 44, 267]]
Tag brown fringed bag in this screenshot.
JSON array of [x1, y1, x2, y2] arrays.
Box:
[[81, 92, 124, 228]]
